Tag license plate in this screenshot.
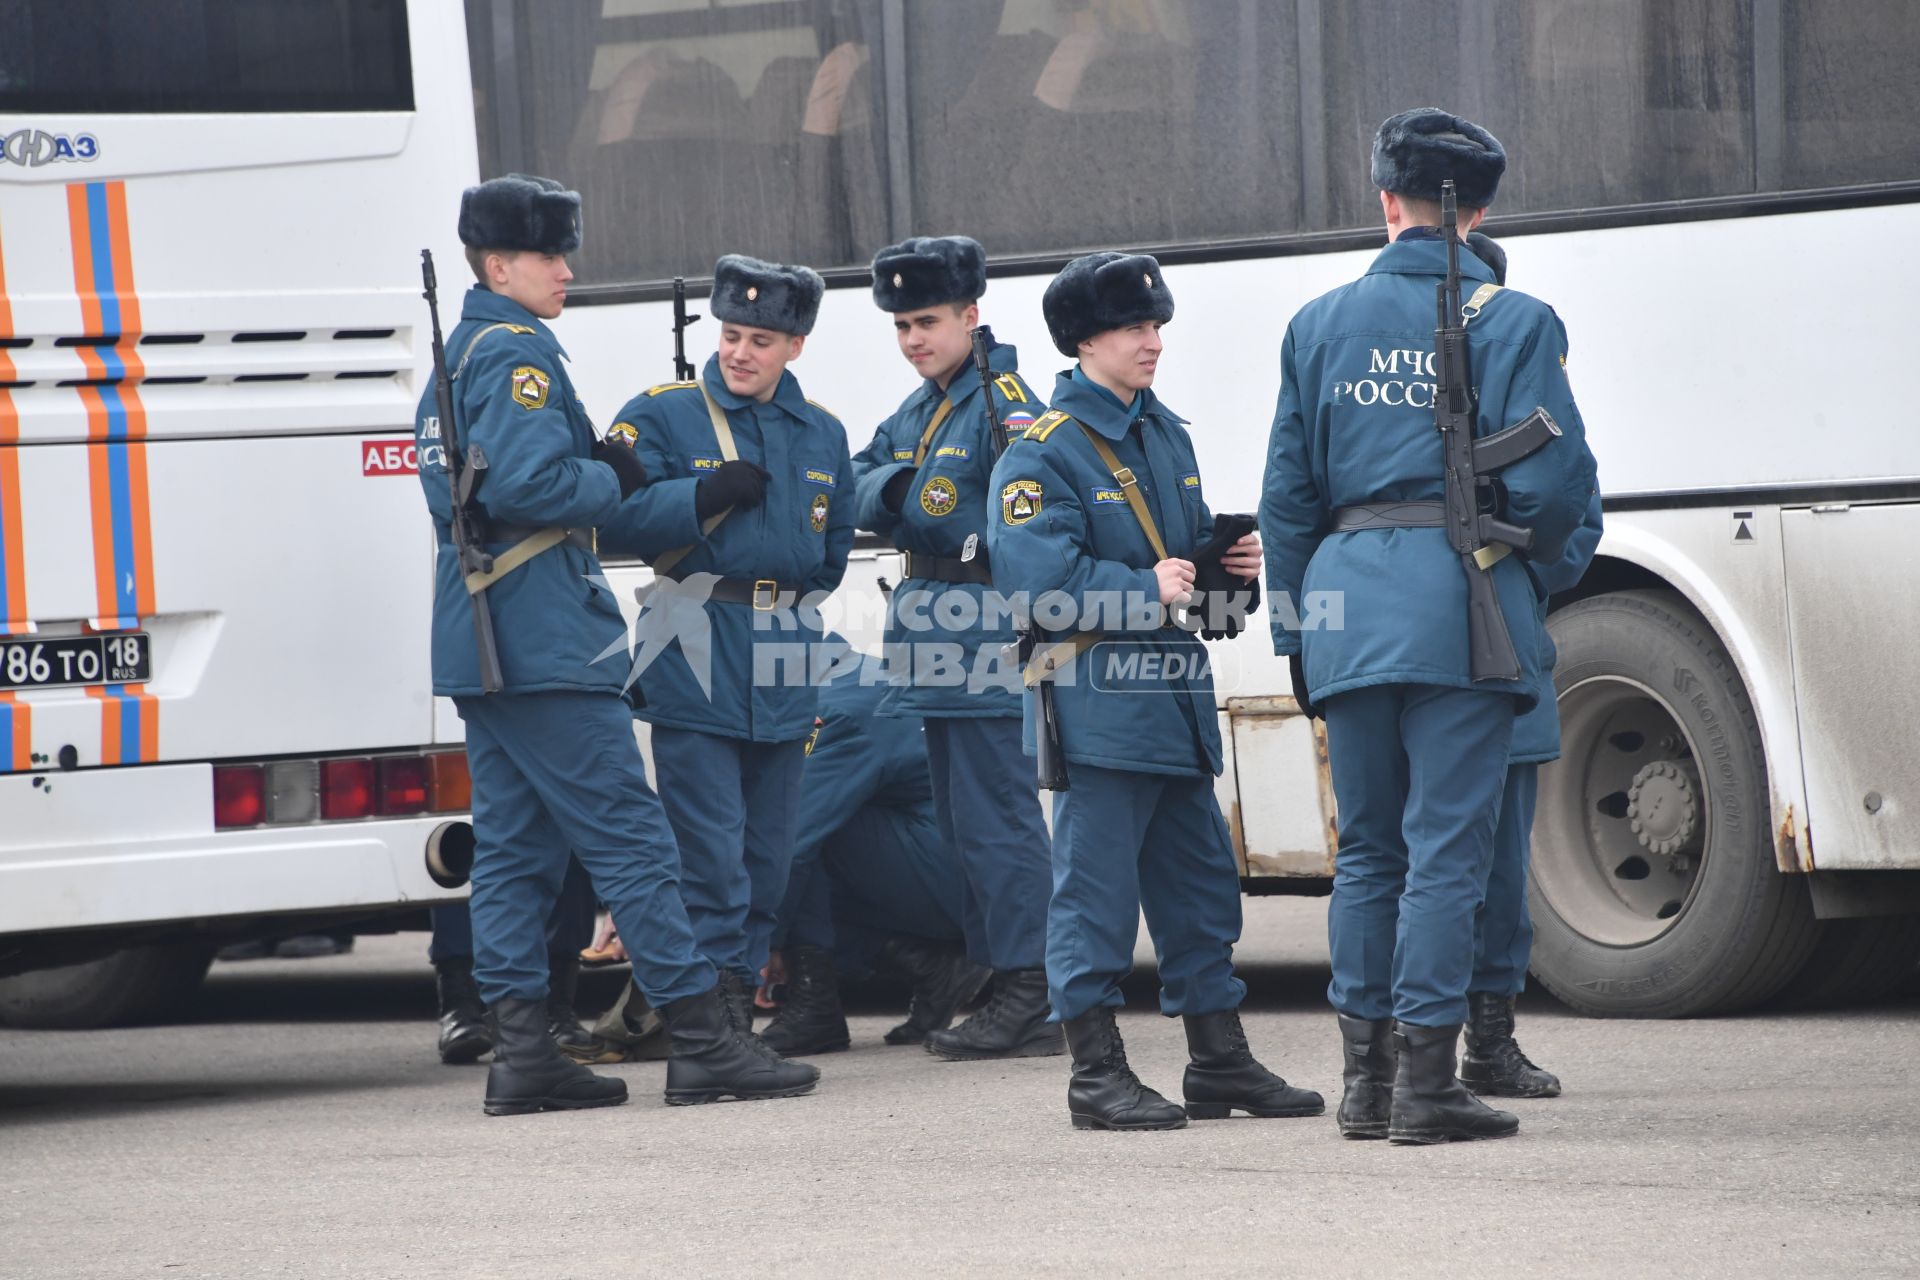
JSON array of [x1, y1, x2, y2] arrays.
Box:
[[0, 633, 153, 691]]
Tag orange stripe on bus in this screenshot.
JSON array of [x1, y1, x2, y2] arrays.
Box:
[[85, 685, 121, 766], [135, 685, 158, 762], [104, 183, 143, 337], [0, 691, 28, 771], [126, 442, 155, 615], [67, 184, 104, 338], [0, 444, 26, 629], [85, 436, 120, 624]]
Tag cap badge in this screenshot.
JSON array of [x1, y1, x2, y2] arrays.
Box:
[[1144, 273, 1154, 287], [746, 285, 759, 301], [893, 272, 903, 287]]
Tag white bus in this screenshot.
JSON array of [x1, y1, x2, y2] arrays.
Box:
[[3, 0, 1915, 1025]]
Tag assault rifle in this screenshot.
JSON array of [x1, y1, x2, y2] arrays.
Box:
[[672, 276, 701, 382], [421, 249, 504, 694], [972, 324, 1068, 790], [1434, 181, 1561, 682]]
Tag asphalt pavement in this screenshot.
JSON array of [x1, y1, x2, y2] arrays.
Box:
[[4, 897, 1918, 1280]]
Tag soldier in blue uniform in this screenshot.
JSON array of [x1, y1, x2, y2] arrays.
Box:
[[987, 253, 1324, 1131], [1260, 111, 1598, 1143], [600, 255, 855, 1036], [847, 236, 1060, 1060], [760, 645, 986, 1055], [414, 176, 817, 1111]]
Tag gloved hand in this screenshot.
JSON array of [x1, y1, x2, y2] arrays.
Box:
[[695, 459, 771, 519], [592, 437, 648, 499], [1289, 652, 1321, 720], [1188, 512, 1261, 640], [881, 468, 914, 513]]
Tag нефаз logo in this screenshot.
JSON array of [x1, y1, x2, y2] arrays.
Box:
[[1, 130, 101, 167]]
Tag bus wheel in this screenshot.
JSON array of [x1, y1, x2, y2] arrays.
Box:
[[0, 943, 215, 1030], [1527, 590, 1817, 1017]]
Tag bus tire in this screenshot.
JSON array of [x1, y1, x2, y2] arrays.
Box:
[[0, 943, 215, 1030], [1770, 914, 1920, 1009], [1527, 590, 1817, 1018]]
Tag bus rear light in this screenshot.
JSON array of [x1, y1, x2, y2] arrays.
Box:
[[214, 765, 266, 829], [265, 760, 319, 824], [320, 758, 375, 820], [426, 751, 471, 813], [377, 756, 429, 816]]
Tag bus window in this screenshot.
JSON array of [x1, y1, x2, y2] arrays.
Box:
[[1782, 0, 1920, 189], [0, 0, 413, 114]]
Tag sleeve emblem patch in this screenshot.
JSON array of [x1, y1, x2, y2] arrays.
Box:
[[690, 456, 724, 470], [510, 365, 551, 409], [608, 422, 638, 446], [920, 475, 959, 517], [1003, 411, 1036, 434], [803, 468, 837, 488], [1001, 479, 1043, 526], [1090, 487, 1127, 505], [892, 449, 916, 461], [1181, 473, 1201, 489], [810, 491, 832, 533]]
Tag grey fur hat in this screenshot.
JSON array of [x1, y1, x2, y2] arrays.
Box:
[[870, 236, 988, 312], [1371, 108, 1506, 208], [457, 174, 582, 254], [1042, 252, 1174, 356], [710, 254, 826, 336]]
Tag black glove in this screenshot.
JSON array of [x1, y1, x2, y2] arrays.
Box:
[[881, 468, 914, 514], [1289, 653, 1321, 720], [1188, 512, 1261, 641], [592, 437, 648, 499], [695, 459, 771, 519]]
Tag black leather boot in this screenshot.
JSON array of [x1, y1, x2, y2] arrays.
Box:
[[435, 959, 492, 1065], [547, 952, 618, 1064], [924, 969, 1064, 1060], [1336, 1014, 1394, 1139], [482, 997, 628, 1116], [1181, 1008, 1324, 1120], [880, 935, 992, 1046], [660, 985, 821, 1105], [1063, 1007, 1187, 1131], [1461, 992, 1562, 1098], [718, 970, 755, 1033], [1387, 1021, 1519, 1144], [758, 945, 851, 1056]]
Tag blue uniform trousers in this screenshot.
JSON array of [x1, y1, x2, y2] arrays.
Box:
[[923, 717, 1050, 971], [1472, 763, 1538, 997], [780, 806, 968, 975], [455, 692, 714, 1007], [651, 728, 805, 987], [1323, 684, 1514, 1027], [1047, 762, 1247, 1021], [428, 855, 595, 965]]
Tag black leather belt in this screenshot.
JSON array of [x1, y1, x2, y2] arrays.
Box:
[[901, 549, 993, 585], [1331, 501, 1446, 532], [486, 522, 595, 553], [693, 576, 803, 610]]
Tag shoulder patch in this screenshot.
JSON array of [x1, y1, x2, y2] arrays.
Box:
[[510, 365, 551, 410], [993, 373, 1030, 404], [608, 421, 638, 446], [505, 324, 536, 335], [1001, 479, 1043, 525], [805, 398, 842, 422], [1022, 409, 1072, 443], [645, 380, 697, 397]]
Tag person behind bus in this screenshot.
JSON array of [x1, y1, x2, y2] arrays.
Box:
[[847, 235, 1060, 1062], [985, 253, 1324, 1131], [414, 176, 816, 1112], [427, 856, 603, 1065], [1259, 110, 1597, 1143], [759, 643, 988, 1055], [600, 255, 855, 1042]]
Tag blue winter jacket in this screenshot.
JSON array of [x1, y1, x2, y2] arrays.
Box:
[[599, 355, 853, 742], [1512, 491, 1606, 763], [413, 286, 629, 697], [1260, 238, 1599, 710], [850, 339, 1038, 720], [987, 369, 1223, 779]]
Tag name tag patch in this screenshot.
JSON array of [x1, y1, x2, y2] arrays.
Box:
[[690, 456, 724, 471], [1181, 473, 1201, 490], [892, 449, 915, 461], [1090, 487, 1128, 505], [934, 445, 970, 461], [803, 467, 837, 488]]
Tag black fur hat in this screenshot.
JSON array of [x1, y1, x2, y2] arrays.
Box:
[[710, 253, 826, 336], [1371, 108, 1506, 208], [1042, 252, 1174, 357], [1466, 231, 1507, 285], [457, 173, 582, 255], [870, 236, 988, 313]]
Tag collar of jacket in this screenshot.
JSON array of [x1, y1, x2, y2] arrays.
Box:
[[460, 285, 568, 358], [701, 351, 813, 419], [909, 337, 1020, 414], [1048, 367, 1186, 441], [1365, 236, 1499, 285]]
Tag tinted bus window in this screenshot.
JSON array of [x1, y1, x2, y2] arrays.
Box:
[[1782, 0, 1920, 188], [0, 0, 413, 114]]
